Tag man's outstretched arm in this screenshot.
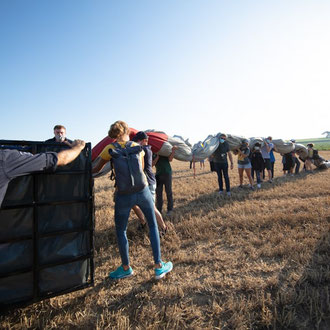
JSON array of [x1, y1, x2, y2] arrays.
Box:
[[57, 140, 86, 166]]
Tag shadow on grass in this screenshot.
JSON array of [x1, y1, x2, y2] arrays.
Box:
[[94, 169, 327, 272], [33, 229, 328, 329], [169, 169, 326, 222], [58, 168, 330, 328], [93, 225, 153, 270], [273, 232, 330, 329], [5, 276, 176, 328], [1, 169, 327, 327]]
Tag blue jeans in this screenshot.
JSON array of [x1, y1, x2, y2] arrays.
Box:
[[214, 162, 230, 192], [114, 186, 161, 266], [252, 169, 261, 184]]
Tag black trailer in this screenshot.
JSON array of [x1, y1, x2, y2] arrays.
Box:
[[0, 140, 94, 312]]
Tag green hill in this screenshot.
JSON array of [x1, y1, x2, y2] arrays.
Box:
[[296, 138, 330, 150]]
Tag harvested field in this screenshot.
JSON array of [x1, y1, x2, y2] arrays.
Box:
[[1, 152, 329, 329]]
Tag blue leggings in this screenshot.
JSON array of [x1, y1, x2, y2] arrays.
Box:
[[114, 186, 161, 266]]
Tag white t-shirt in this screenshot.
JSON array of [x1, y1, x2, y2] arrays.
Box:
[[261, 143, 274, 159]]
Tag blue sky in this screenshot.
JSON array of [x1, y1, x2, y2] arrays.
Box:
[[1, 0, 330, 146]]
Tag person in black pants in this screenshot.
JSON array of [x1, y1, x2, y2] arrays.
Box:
[[211, 134, 234, 196], [153, 146, 177, 216], [251, 143, 264, 188]]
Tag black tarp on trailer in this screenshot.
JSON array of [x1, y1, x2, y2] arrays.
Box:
[[0, 140, 94, 312]]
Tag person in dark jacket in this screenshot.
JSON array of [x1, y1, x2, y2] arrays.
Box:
[[45, 124, 72, 143], [211, 133, 234, 196], [251, 143, 264, 189], [153, 145, 177, 216], [283, 152, 294, 175], [132, 131, 167, 235]]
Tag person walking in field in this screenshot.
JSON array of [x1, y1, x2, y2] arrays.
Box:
[[235, 139, 254, 190], [269, 145, 275, 178], [153, 145, 177, 216], [305, 143, 317, 172], [211, 133, 234, 196], [282, 152, 294, 175], [131, 131, 168, 236], [251, 143, 264, 188], [92, 121, 173, 280], [261, 136, 274, 183]]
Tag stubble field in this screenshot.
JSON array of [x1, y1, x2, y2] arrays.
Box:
[[1, 152, 329, 329]]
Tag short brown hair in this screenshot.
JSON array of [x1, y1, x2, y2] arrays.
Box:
[[108, 120, 130, 139], [53, 125, 66, 130]]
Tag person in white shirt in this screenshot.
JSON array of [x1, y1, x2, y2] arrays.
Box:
[[261, 136, 274, 183]]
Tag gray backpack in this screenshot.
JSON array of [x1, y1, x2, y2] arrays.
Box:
[[109, 142, 147, 194]]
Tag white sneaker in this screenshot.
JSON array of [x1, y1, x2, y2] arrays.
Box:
[[227, 191, 231, 196], [257, 184, 261, 189], [218, 190, 224, 195]]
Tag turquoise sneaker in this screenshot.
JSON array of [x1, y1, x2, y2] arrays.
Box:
[[155, 261, 173, 280], [109, 266, 134, 279]]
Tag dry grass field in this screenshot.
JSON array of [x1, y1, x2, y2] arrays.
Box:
[[1, 152, 329, 329]]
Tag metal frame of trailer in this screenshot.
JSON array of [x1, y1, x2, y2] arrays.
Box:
[[0, 140, 95, 312]]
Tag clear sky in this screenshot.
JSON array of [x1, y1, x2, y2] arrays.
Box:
[[1, 0, 329, 146]]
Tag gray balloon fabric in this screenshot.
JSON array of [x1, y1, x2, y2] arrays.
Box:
[[93, 132, 327, 178]]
